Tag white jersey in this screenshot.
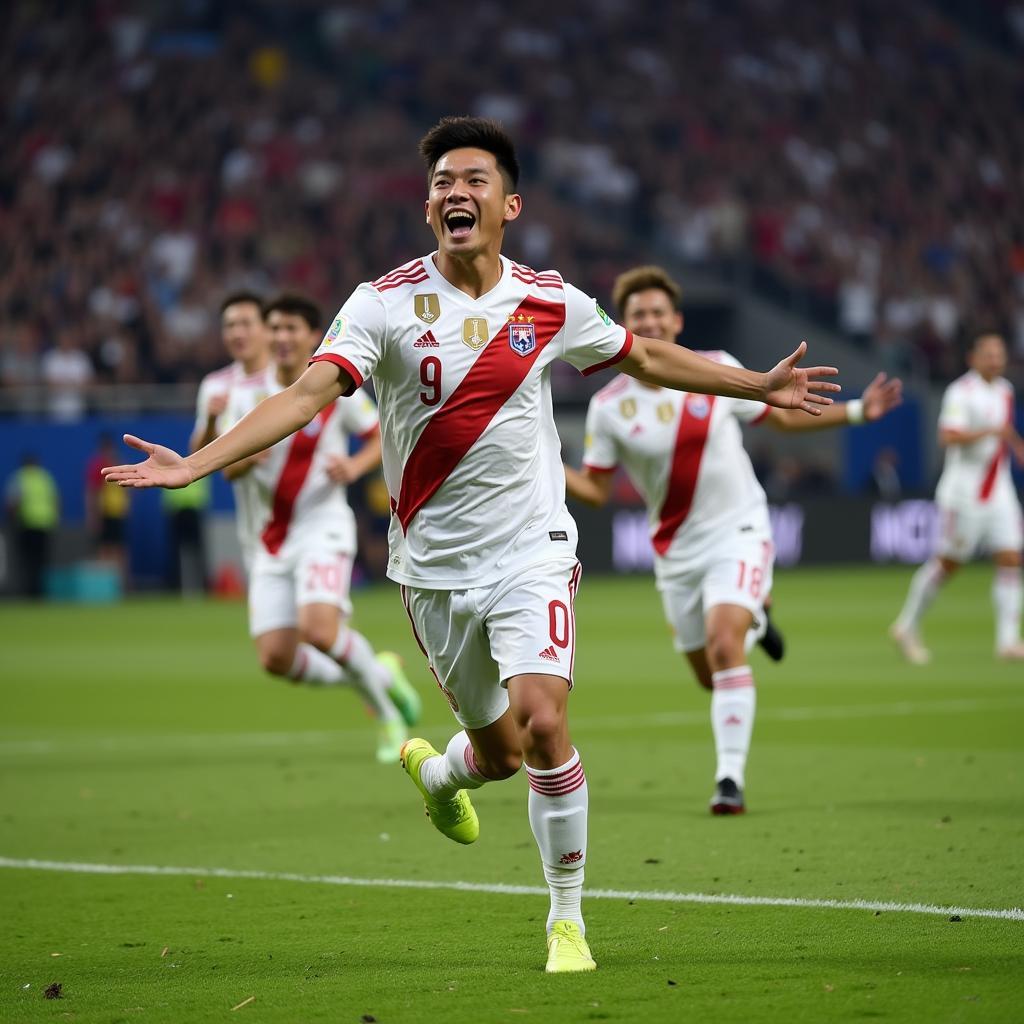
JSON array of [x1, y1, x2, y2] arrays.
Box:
[[225, 365, 380, 557], [311, 253, 632, 589], [194, 362, 268, 564], [582, 352, 770, 580], [936, 370, 1017, 508]]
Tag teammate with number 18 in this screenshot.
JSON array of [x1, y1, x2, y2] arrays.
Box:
[[103, 116, 841, 973]]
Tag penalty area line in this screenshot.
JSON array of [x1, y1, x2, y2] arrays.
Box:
[[1, 856, 1021, 922]]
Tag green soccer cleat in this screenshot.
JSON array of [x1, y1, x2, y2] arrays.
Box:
[[545, 921, 597, 973], [376, 717, 408, 765], [377, 651, 422, 727], [400, 738, 479, 845]]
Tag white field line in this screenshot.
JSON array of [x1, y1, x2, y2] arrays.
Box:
[[2, 696, 1023, 757], [1, 856, 1021, 922]]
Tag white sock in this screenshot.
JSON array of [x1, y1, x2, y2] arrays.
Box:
[[993, 567, 1023, 650], [896, 558, 948, 632], [419, 731, 490, 797], [330, 627, 399, 721], [288, 643, 345, 686], [711, 665, 756, 788], [526, 749, 588, 935]]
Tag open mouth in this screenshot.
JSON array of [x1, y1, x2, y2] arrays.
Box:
[[444, 208, 477, 239]]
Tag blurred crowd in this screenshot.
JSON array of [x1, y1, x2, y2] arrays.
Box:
[[2, 0, 1024, 412]]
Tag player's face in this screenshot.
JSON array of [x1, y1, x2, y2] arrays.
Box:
[[222, 302, 268, 362], [425, 149, 521, 258], [267, 311, 318, 371], [970, 335, 1007, 381], [621, 289, 684, 343]]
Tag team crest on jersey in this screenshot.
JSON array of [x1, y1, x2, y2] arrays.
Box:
[[619, 397, 637, 419], [462, 317, 489, 350], [323, 313, 348, 346], [507, 317, 536, 357], [686, 394, 710, 419], [414, 293, 441, 324], [656, 401, 675, 423], [595, 301, 613, 327]]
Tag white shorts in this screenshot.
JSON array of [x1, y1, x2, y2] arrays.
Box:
[[658, 534, 774, 654], [399, 558, 582, 730], [248, 543, 354, 637], [936, 498, 1023, 562]]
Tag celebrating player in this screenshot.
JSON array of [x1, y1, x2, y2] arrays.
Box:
[[104, 116, 840, 973], [891, 332, 1024, 662], [222, 293, 421, 763], [190, 292, 271, 567], [564, 266, 901, 815]]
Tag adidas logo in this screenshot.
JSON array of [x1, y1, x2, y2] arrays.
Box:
[[724, 714, 743, 726], [538, 645, 560, 662], [413, 330, 440, 348], [559, 849, 583, 865], [630, 423, 644, 436]]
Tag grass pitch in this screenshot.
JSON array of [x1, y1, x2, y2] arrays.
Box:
[[1, 565, 1022, 1023]]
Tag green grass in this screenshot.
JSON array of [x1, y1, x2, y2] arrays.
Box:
[[1, 565, 1022, 1023]]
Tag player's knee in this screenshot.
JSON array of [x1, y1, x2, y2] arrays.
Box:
[[259, 647, 294, 679], [518, 706, 565, 752], [303, 623, 337, 653], [704, 631, 744, 673], [478, 750, 523, 780]]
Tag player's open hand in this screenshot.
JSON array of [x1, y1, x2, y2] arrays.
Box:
[[324, 454, 358, 484], [862, 372, 903, 421], [762, 342, 840, 414], [101, 434, 195, 489]]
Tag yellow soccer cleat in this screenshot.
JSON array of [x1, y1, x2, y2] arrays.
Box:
[[376, 717, 408, 765], [545, 921, 596, 973], [377, 651, 422, 727], [400, 738, 479, 845]]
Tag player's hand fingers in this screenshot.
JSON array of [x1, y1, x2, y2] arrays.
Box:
[[102, 465, 139, 480], [802, 393, 834, 406], [781, 340, 808, 367], [123, 434, 155, 455], [806, 380, 841, 393], [798, 401, 824, 415], [803, 366, 839, 379]]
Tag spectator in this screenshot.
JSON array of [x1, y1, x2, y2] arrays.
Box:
[[40, 328, 94, 421]]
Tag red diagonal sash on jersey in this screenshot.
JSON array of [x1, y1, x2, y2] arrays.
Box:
[[394, 297, 565, 533], [979, 391, 1015, 502], [261, 405, 336, 554], [652, 395, 717, 555]]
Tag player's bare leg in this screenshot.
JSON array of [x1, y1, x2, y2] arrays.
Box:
[[891, 557, 959, 664], [699, 603, 758, 815], [255, 626, 346, 686], [992, 550, 1024, 659], [299, 602, 414, 762]]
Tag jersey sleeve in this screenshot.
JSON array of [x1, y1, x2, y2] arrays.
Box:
[[581, 398, 618, 472], [339, 389, 380, 440], [310, 283, 387, 395], [222, 386, 249, 431], [192, 376, 218, 436], [937, 382, 968, 432], [713, 351, 769, 424], [559, 282, 633, 375]]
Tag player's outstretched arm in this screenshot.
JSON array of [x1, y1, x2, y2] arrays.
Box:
[[103, 362, 350, 489], [564, 464, 614, 507], [621, 338, 839, 415], [764, 372, 902, 432]]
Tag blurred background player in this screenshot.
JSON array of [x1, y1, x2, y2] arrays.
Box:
[[103, 117, 840, 972], [85, 432, 130, 585], [5, 452, 59, 598], [222, 292, 420, 763], [191, 291, 271, 569], [565, 266, 901, 814], [891, 333, 1024, 663]]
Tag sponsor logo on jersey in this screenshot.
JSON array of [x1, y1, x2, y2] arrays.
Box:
[[414, 293, 441, 324], [549, 530, 568, 542], [559, 849, 583, 865], [413, 330, 440, 348], [538, 645, 560, 662], [619, 397, 637, 419], [462, 317, 489, 350], [324, 313, 348, 346], [686, 394, 710, 419], [508, 319, 536, 357], [595, 301, 613, 327], [656, 401, 675, 423]]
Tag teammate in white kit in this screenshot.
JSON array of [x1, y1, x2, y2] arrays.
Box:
[[892, 333, 1024, 662], [221, 293, 422, 763], [190, 292, 271, 567], [565, 266, 901, 814], [103, 117, 841, 973]]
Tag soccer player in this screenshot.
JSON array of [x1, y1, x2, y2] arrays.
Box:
[[564, 266, 901, 815], [190, 291, 272, 567], [104, 116, 840, 972], [891, 332, 1024, 662], [223, 293, 421, 763]]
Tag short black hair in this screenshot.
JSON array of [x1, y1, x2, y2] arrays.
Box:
[[419, 116, 520, 192], [263, 293, 322, 332], [219, 290, 264, 316]]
